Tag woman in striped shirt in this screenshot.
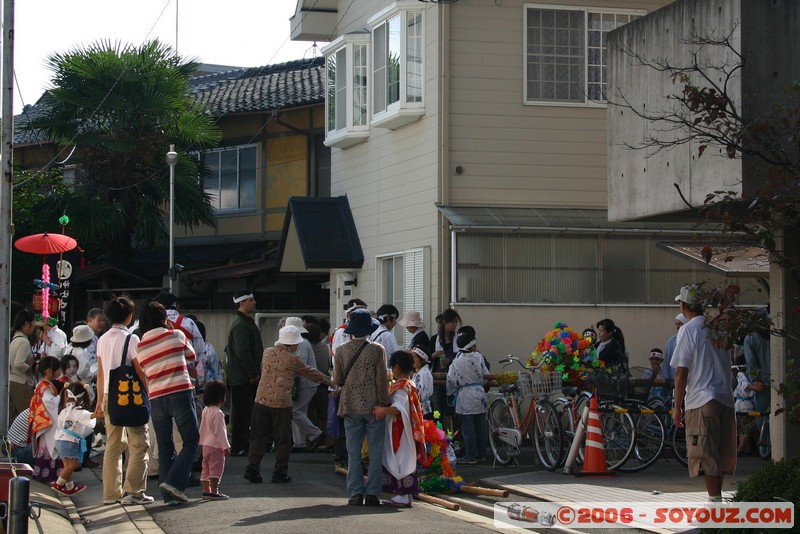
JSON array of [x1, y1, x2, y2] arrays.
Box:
[[135, 301, 199, 505]]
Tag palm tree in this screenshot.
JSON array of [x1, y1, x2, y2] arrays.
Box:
[[30, 39, 221, 262]]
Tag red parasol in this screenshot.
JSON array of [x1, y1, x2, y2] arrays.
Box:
[[14, 233, 77, 255]]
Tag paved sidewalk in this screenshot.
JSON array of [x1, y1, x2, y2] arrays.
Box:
[[19, 454, 766, 533], [479, 455, 765, 533]]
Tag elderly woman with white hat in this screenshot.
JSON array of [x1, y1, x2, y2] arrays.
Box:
[[399, 310, 430, 351], [244, 325, 333, 485]]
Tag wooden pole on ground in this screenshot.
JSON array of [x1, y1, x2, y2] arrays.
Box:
[[460, 485, 508, 498], [414, 493, 460, 511]]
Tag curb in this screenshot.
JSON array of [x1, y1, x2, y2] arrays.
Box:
[[51, 488, 88, 534]]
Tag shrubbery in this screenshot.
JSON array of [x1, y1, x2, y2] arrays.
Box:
[[733, 456, 800, 504]]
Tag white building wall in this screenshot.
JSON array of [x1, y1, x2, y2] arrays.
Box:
[[328, 1, 443, 327]]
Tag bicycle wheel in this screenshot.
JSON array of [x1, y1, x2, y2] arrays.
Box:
[[757, 418, 771, 460], [671, 424, 688, 466], [617, 407, 665, 473], [488, 401, 518, 466], [533, 399, 565, 471], [598, 402, 635, 471], [551, 398, 576, 448]]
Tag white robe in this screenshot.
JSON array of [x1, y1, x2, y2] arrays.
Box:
[[382, 389, 417, 481]]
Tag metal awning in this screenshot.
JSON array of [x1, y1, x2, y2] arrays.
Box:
[[437, 206, 706, 233], [656, 242, 769, 277]]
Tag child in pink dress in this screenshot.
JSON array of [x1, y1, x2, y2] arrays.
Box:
[[200, 380, 231, 499]]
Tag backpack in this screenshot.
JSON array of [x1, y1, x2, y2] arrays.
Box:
[[107, 335, 150, 427]]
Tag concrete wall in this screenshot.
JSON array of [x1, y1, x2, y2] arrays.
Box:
[[606, 0, 743, 222], [177, 309, 330, 365], [456, 304, 681, 371]]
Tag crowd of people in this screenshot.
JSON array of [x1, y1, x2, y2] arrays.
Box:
[[4, 283, 770, 508]]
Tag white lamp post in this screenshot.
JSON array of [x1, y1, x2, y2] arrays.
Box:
[[166, 145, 178, 292]]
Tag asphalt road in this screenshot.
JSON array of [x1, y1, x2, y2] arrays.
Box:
[[141, 451, 526, 534]]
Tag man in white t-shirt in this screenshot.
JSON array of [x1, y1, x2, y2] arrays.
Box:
[[671, 284, 736, 504]]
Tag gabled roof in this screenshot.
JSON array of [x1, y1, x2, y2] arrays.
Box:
[[278, 196, 364, 272], [14, 57, 325, 145]]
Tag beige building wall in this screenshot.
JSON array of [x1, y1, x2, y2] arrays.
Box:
[[447, 0, 669, 208]]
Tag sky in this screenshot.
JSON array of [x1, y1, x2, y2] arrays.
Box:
[[12, 0, 326, 110]]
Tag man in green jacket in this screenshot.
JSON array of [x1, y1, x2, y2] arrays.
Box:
[[226, 290, 263, 455]]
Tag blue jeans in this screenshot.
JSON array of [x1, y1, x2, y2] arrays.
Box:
[[460, 413, 487, 461], [151, 390, 199, 495], [344, 413, 385, 498]]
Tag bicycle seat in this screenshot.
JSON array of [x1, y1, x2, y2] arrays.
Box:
[[561, 386, 578, 396], [499, 383, 517, 394]]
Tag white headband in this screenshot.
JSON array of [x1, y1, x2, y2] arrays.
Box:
[[233, 293, 254, 304], [66, 389, 85, 400], [411, 347, 429, 362]]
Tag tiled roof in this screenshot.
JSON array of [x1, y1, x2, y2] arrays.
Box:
[[13, 99, 49, 146], [188, 57, 325, 117], [14, 56, 325, 145]]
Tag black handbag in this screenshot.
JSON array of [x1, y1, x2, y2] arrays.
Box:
[[107, 335, 150, 427]]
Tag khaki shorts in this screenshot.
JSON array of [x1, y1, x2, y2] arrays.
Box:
[[685, 400, 737, 477]]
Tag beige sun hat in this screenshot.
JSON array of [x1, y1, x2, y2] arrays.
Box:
[[398, 310, 424, 328], [71, 324, 95, 344], [283, 316, 308, 333]]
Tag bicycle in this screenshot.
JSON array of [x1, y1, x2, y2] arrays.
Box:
[[486, 356, 564, 470], [611, 399, 666, 473]]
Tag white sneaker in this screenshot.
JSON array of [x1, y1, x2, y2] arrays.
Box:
[[158, 482, 189, 503], [120, 492, 155, 505]]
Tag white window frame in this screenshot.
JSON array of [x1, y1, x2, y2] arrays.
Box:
[[368, 1, 425, 130], [377, 247, 430, 347], [523, 3, 644, 107], [200, 143, 258, 213], [322, 33, 371, 149]]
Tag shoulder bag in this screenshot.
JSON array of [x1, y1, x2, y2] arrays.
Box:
[[107, 335, 151, 427]]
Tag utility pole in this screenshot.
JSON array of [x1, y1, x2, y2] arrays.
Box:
[[0, 0, 15, 434]]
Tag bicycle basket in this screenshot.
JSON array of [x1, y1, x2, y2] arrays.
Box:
[[531, 371, 562, 397], [627, 366, 656, 401], [588, 368, 630, 400], [516, 372, 534, 397]]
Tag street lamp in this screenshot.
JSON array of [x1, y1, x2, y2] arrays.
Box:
[[166, 145, 178, 292]]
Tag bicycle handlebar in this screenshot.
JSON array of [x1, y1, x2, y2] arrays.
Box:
[[500, 355, 542, 371]]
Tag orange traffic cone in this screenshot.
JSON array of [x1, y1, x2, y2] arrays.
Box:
[[575, 394, 614, 477]]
